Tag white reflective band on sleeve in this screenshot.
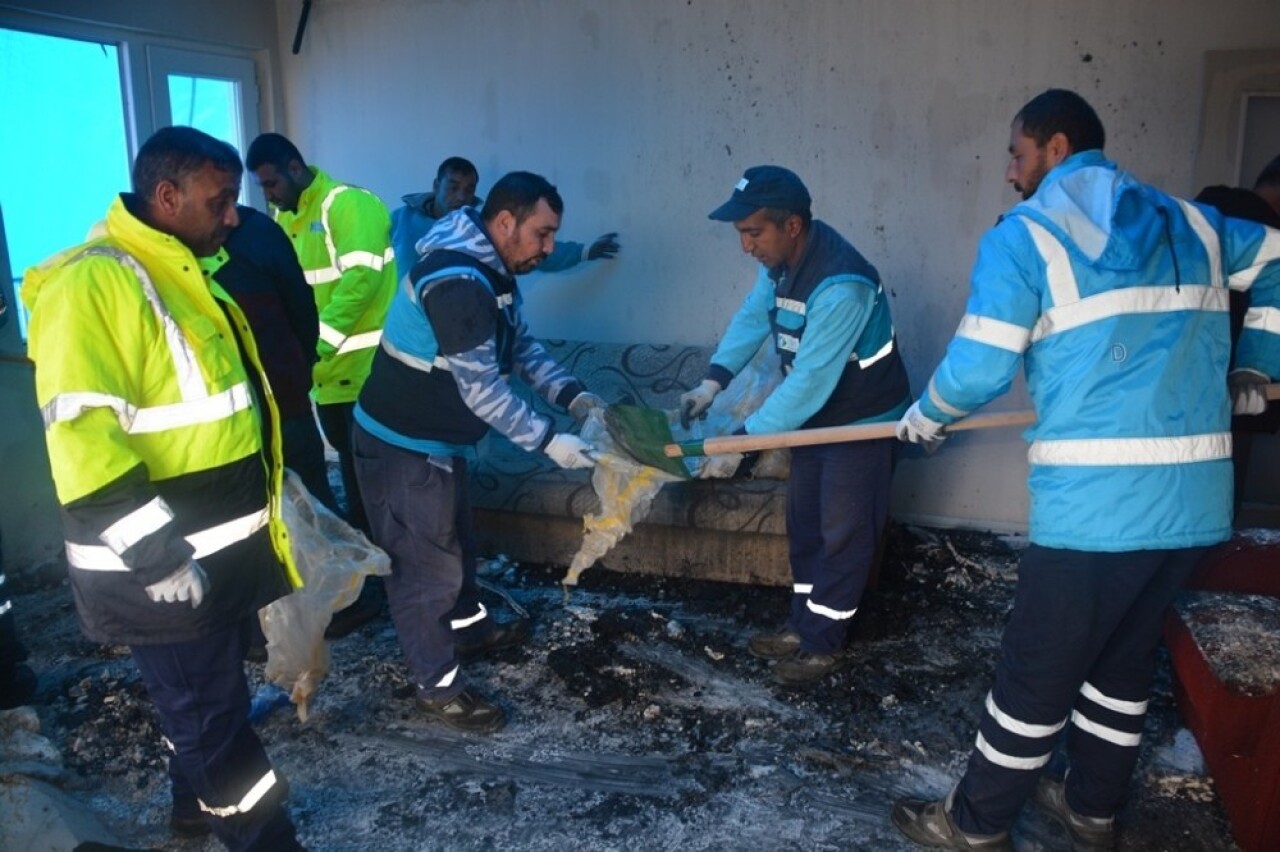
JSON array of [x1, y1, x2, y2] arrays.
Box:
[[1228, 226, 1280, 292], [777, 333, 799, 353], [974, 732, 1052, 770], [67, 508, 269, 571], [805, 599, 857, 621], [199, 769, 278, 818], [1080, 682, 1148, 715], [338, 248, 392, 272], [956, 314, 1031, 354], [435, 666, 459, 689], [1030, 285, 1228, 345], [1029, 432, 1230, 467], [857, 337, 895, 367], [0, 600, 10, 618], [336, 329, 382, 355], [1021, 218, 1081, 307], [129, 383, 253, 434], [450, 602, 489, 630], [776, 297, 807, 315], [101, 497, 174, 556], [41, 391, 135, 431], [304, 266, 342, 286], [1175, 200, 1223, 289], [927, 376, 970, 419], [1070, 710, 1142, 747], [496, 293, 513, 308], [381, 339, 449, 373], [793, 583, 814, 594], [1243, 305, 1280, 335], [318, 322, 346, 348], [985, 692, 1067, 738]]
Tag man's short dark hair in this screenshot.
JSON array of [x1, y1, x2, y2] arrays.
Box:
[[436, 156, 478, 181], [133, 126, 242, 200], [1015, 89, 1106, 154], [246, 132, 305, 172], [1254, 153, 1280, 190], [761, 206, 812, 230], [481, 171, 564, 224]]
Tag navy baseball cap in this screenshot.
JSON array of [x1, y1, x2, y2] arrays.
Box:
[[708, 165, 811, 221]]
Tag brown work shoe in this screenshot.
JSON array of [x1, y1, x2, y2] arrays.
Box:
[[455, 618, 531, 660], [1034, 776, 1116, 850], [892, 793, 1013, 850], [417, 688, 506, 734], [748, 628, 802, 660], [772, 651, 842, 685]]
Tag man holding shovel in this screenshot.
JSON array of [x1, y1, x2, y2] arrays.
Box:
[[892, 89, 1280, 850], [683, 165, 911, 685]]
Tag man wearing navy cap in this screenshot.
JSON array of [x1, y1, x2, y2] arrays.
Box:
[[682, 165, 912, 684]]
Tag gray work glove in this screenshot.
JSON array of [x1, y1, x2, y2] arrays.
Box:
[[679, 379, 722, 430], [545, 434, 596, 469], [697, 452, 745, 479], [568, 391, 607, 424], [1230, 370, 1270, 416], [145, 559, 208, 608], [895, 399, 947, 455], [586, 232, 620, 261]]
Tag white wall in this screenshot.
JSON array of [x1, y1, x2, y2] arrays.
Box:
[[274, 0, 1280, 531]]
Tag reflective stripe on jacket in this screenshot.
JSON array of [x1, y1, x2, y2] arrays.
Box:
[[274, 168, 396, 404], [922, 151, 1280, 551], [21, 195, 300, 645]]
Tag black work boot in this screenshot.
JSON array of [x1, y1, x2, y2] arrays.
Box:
[[1034, 776, 1117, 850], [417, 688, 506, 734], [772, 651, 841, 685], [455, 618, 531, 660], [892, 789, 1013, 850], [169, 796, 212, 838], [748, 628, 802, 660]]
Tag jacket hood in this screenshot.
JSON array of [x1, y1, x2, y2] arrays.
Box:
[[414, 207, 507, 276], [400, 191, 431, 212], [1009, 150, 1165, 272]]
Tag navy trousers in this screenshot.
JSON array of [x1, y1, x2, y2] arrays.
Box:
[[317, 401, 369, 536], [952, 545, 1203, 835], [280, 412, 339, 515], [353, 425, 485, 701], [131, 618, 300, 851], [785, 438, 894, 654]]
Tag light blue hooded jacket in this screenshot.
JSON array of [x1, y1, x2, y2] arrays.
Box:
[[921, 150, 1280, 551]]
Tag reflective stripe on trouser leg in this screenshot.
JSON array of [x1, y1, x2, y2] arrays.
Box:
[[129, 618, 299, 851], [446, 463, 488, 636], [353, 425, 466, 702], [785, 439, 892, 654]]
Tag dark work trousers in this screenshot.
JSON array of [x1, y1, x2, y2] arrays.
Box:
[[132, 618, 301, 851], [952, 545, 1204, 835], [281, 412, 340, 515], [1, 561, 30, 688], [785, 438, 894, 654], [352, 424, 474, 701], [316, 401, 369, 535]]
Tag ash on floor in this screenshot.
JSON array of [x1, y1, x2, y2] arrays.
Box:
[[5, 525, 1237, 851]]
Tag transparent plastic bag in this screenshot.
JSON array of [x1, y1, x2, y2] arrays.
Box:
[[684, 343, 789, 480], [261, 471, 391, 720]]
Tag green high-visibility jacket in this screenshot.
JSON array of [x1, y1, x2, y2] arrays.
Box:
[[22, 195, 301, 645], [273, 167, 396, 404]]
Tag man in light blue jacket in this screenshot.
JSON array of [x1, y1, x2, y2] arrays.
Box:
[[391, 156, 620, 278], [893, 89, 1280, 850]]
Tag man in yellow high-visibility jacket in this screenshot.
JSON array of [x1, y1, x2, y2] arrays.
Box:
[[246, 133, 396, 539], [22, 126, 303, 850]]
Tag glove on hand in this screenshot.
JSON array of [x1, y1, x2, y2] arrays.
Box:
[[679, 379, 722, 430], [545, 433, 596, 469], [586, 232, 620, 261], [568, 391, 606, 424], [697, 452, 745, 479], [895, 399, 948, 455], [145, 559, 208, 608], [1230, 371, 1270, 416]]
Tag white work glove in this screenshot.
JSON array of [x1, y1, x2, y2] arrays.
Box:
[[568, 391, 606, 424], [545, 433, 596, 469], [896, 399, 948, 455], [145, 559, 208, 609], [697, 452, 745, 479], [1230, 370, 1270, 416], [679, 379, 722, 430]]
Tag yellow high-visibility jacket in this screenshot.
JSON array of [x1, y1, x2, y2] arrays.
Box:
[[273, 167, 396, 404], [22, 195, 301, 645]]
